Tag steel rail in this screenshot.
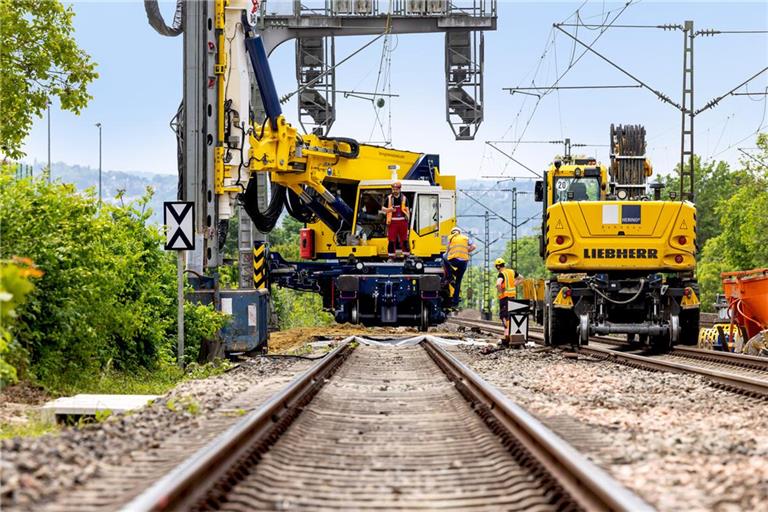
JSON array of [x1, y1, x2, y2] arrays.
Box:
[[578, 345, 768, 397], [124, 333, 652, 511], [447, 317, 768, 395], [671, 346, 768, 372], [122, 341, 354, 512], [422, 339, 653, 512]]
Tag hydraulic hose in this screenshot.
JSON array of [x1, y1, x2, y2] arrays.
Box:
[[588, 278, 647, 305], [285, 188, 317, 224], [144, 0, 183, 37], [240, 177, 285, 233], [319, 136, 360, 159]]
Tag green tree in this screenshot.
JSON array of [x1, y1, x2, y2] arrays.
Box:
[[502, 236, 547, 279], [661, 155, 753, 247], [1, 0, 98, 158], [694, 133, 768, 310]]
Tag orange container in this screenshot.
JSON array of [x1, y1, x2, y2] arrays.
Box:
[[721, 268, 768, 339]]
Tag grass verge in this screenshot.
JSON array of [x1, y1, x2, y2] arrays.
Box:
[[0, 359, 232, 439], [0, 412, 59, 440]]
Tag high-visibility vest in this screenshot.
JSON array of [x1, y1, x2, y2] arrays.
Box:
[[498, 268, 517, 299], [386, 193, 409, 224], [446, 234, 470, 261]]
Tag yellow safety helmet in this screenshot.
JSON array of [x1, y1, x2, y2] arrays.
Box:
[[494, 258, 506, 266]]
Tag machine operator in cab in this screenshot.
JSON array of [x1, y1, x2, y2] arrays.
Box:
[[495, 258, 523, 332], [384, 181, 410, 260], [446, 227, 476, 307]]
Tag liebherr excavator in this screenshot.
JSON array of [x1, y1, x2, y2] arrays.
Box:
[[536, 125, 700, 350]]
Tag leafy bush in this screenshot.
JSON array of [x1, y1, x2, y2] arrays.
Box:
[[183, 302, 230, 364], [268, 216, 333, 329], [0, 258, 42, 387], [271, 287, 334, 330], [0, 170, 177, 389]]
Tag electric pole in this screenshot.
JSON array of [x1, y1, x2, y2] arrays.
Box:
[[95, 123, 102, 205]]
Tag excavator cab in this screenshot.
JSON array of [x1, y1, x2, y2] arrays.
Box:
[[350, 181, 451, 259]]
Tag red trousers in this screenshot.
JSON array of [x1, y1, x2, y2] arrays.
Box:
[[387, 218, 409, 255]]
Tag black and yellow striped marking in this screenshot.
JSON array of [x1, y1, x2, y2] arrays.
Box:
[[253, 243, 267, 289]]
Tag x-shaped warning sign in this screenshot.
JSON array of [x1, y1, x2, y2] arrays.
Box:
[[164, 202, 195, 251]]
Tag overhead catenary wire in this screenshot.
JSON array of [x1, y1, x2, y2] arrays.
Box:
[[470, 2, 639, 207], [497, 1, 637, 173], [280, 33, 388, 105], [709, 87, 768, 159], [737, 148, 767, 167], [695, 66, 768, 115], [485, 142, 542, 178], [553, 23, 681, 110], [368, 33, 395, 144], [548, 13, 768, 169]]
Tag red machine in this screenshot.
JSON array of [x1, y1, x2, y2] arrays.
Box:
[[299, 228, 315, 259]]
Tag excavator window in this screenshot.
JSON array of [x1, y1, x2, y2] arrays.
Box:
[[415, 194, 439, 236], [553, 177, 600, 203], [356, 189, 388, 239]]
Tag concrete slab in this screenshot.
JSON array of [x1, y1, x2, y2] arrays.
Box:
[[40, 394, 158, 423]]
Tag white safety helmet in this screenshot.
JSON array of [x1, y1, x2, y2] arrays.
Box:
[[450, 227, 461, 235]]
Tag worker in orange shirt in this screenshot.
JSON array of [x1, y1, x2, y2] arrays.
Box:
[[445, 227, 476, 307], [384, 181, 410, 260], [495, 258, 524, 331]]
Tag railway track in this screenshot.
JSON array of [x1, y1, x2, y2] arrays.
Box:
[[447, 317, 768, 398], [124, 338, 650, 511]]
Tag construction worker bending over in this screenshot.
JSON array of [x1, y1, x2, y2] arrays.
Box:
[[495, 258, 524, 331], [446, 227, 476, 307], [384, 181, 410, 260]]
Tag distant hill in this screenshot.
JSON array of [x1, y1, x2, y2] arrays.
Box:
[[25, 163, 539, 263], [29, 161, 178, 226]]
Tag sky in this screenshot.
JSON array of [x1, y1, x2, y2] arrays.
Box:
[[20, 1, 768, 182]]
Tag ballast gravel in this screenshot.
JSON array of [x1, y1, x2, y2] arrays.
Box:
[[0, 356, 311, 511], [457, 346, 768, 512]]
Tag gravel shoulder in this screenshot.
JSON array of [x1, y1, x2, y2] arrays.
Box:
[[1, 356, 312, 511], [455, 346, 768, 511]]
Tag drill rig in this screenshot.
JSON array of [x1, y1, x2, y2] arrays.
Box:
[[535, 125, 700, 350], [243, 37, 457, 330]]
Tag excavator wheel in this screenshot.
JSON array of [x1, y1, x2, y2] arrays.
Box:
[[546, 286, 577, 346]]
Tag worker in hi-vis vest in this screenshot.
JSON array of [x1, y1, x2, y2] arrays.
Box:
[[495, 258, 524, 331], [445, 227, 476, 307], [383, 181, 410, 260]]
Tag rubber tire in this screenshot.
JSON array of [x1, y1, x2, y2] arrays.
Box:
[[679, 308, 700, 346], [547, 287, 577, 346]]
